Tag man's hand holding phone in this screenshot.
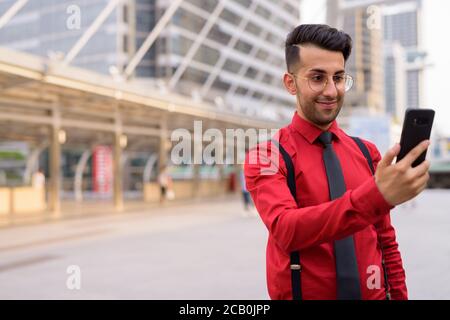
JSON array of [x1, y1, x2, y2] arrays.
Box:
[[375, 140, 431, 206]]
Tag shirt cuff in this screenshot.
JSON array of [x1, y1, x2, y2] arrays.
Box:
[[351, 177, 394, 217]]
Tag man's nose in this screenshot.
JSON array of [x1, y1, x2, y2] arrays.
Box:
[[322, 78, 338, 98]]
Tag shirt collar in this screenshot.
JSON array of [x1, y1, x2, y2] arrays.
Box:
[[289, 111, 341, 145]]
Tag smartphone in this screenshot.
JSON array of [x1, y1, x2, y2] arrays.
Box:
[[396, 109, 435, 167]]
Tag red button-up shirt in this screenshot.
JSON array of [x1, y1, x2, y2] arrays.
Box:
[[244, 112, 408, 300]]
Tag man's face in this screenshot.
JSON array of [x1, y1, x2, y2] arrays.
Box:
[[283, 45, 346, 129]]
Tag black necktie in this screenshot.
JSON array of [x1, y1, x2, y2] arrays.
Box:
[[318, 131, 362, 300]]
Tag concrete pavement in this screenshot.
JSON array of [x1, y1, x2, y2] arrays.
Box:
[[0, 190, 449, 299]]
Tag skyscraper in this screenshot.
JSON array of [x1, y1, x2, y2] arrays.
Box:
[[383, 0, 425, 120], [326, 0, 425, 121], [384, 42, 406, 119], [331, 0, 385, 115]]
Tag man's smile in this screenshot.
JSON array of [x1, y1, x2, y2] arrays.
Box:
[[316, 100, 338, 110]]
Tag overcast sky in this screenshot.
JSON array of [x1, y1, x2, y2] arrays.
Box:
[[300, 0, 450, 136]]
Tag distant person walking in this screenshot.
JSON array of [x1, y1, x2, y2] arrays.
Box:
[[240, 164, 256, 217], [158, 166, 173, 204], [32, 169, 45, 189], [0, 170, 6, 185]]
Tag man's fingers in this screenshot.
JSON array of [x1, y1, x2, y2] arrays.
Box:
[[418, 176, 429, 193], [400, 140, 430, 167], [410, 160, 431, 177], [413, 172, 430, 192], [378, 143, 401, 169]]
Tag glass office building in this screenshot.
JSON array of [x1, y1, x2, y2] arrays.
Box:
[[0, 0, 301, 121]]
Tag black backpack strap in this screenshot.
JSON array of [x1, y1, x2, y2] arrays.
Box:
[[351, 136, 391, 300], [271, 139, 297, 201], [351, 136, 375, 175], [271, 139, 302, 300]]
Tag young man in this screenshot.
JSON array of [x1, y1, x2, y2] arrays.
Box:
[[244, 24, 430, 300]]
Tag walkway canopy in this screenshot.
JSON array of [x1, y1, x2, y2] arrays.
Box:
[[0, 47, 282, 213]]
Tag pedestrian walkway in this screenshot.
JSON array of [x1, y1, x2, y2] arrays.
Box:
[[0, 194, 240, 229], [0, 196, 268, 299], [0, 189, 449, 299]]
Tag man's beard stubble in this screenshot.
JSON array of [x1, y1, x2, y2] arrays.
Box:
[[297, 93, 343, 127]]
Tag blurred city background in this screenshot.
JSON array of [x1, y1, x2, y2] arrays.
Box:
[[0, 0, 449, 299]]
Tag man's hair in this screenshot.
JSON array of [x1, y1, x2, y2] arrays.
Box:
[[285, 24, 352, 73]]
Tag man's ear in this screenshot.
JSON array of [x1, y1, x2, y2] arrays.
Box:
[[283, 72, 297, 96]]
